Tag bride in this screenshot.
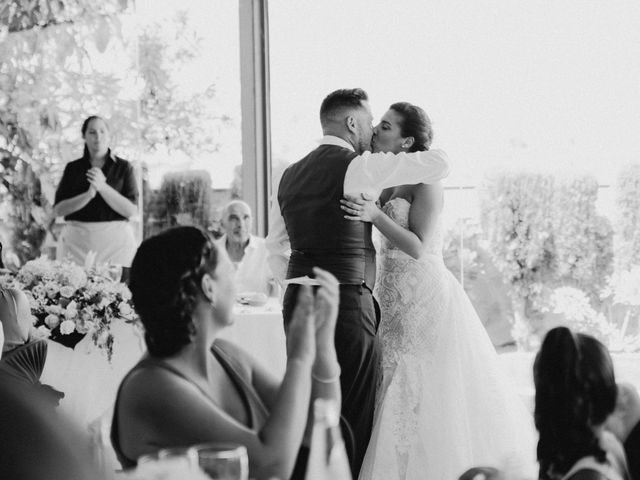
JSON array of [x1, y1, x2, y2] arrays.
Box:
[[340, 102, 537, 480]]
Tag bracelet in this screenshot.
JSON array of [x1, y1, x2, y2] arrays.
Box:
[[311, 367, 341, 383]]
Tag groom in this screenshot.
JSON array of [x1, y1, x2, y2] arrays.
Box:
[[266, 88, 449, 476]]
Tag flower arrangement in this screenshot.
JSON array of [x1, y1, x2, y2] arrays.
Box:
[[0, 257, 137, 361]]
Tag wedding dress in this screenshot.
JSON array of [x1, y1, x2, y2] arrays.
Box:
[[359, 198, 538, 480]]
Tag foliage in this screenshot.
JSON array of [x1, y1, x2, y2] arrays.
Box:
[[0, 1, 225, 260], [479, 171, 619, 349], [155, 170, 213, 228], [135, 12, 228, 158], [0, 0, 130, 263], [0, 0, 131, 34], [614, 164, 640, 270], [551, 175, 613, 299], [600, 267, 640, 352], [549, 286, 615, 346], [0, 256, 137, 360], [442, 218, 482, 283], [479, 171, 555, 311]]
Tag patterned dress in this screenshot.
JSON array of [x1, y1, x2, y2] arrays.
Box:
[[359, 198, 537, 480]]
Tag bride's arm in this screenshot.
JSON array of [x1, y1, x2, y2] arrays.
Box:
[[341, 183, 443, 260]]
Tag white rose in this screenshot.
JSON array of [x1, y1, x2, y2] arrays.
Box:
[[45, 282, 59, 298], [44, 314, 60, 329], [59, 285, 76, 298], [118, 302, 133, 316], [59, 319, 76, 335], [64, 307, 78, 319], [45, 305, 61, 315], [32, 284, 46, 298]]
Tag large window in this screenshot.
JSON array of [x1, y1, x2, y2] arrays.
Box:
[[0, 0, 243, 257], [268, 0, 640, 351]]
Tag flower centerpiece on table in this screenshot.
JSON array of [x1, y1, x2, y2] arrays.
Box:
[[0, 257, 138, 361]]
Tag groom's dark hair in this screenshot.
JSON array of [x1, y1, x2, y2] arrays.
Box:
[[320, 88, 368, 127]]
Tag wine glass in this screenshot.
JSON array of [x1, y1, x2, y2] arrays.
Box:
[[193, 443, 248, 480], [158, 446, 199, 470]]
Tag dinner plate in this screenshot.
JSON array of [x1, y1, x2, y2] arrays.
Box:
[[236, 292, 268, 307]]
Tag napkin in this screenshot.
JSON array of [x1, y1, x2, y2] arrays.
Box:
[[283, 276, 321, 286]]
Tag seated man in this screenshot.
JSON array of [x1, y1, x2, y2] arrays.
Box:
[[216, 200, 277, 296]]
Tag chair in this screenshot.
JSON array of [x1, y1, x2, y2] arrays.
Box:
[[0, 339, 64, 405]]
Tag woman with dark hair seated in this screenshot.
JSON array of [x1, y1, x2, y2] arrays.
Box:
[[534, 326, 629, 480], [111, 226, 341, 480]]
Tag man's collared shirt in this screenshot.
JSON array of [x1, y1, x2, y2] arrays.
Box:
[[265, 135, 450, 281], [217, 234, 274, 295]]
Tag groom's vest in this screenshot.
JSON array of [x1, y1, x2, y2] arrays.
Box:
[[278, 144, 376, 287]]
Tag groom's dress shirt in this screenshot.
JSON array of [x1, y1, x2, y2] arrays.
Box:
[[266, 135, 450, 281]]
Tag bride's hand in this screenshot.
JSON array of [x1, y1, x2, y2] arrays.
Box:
[[340, 194, 380, 222]]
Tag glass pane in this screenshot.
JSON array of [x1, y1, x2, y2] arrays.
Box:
[[268, 0, 640, 363], [0, 0, 242, 267]]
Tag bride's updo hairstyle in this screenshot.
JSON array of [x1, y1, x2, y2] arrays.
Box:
[[129, 226, 219, 357], [389, 102, 433, 152], [534, 326, 617, 480]]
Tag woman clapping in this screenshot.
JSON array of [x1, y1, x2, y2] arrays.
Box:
[[111, 226, 341, 480]]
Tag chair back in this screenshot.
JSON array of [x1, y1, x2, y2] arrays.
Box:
[[0, 339, 48, 383]]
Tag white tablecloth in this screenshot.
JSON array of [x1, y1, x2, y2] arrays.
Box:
[[40, 301, 287, 474], [221, 298, 287, 379], [41, 320, 147, 429]]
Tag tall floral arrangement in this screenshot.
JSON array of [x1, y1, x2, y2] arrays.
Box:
[[0, 257, 137, 361]]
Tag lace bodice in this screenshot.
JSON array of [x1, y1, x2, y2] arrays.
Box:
[[377, 197, 443, 259]]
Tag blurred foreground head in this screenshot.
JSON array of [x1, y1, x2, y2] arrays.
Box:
[[0, 377, 105, 479], [534, 326, 617, 479]]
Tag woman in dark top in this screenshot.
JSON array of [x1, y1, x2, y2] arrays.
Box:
[[111, 226, 341, 480], [54, 115, 138, 266], [535, 327, 628, 480]]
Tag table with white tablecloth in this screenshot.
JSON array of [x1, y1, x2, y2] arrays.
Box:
[[40, 299, 288, 472], [219, 298, 287, 379]]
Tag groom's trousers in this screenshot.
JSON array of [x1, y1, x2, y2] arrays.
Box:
[[283, 283, 382, 478]]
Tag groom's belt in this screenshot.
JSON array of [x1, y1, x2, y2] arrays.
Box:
[[287, 248, 375, 286]]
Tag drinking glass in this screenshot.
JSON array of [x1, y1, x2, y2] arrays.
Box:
[[193, 443, 249, 480], [137, 451, 160, 466], [158, 446, 199, 470]]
